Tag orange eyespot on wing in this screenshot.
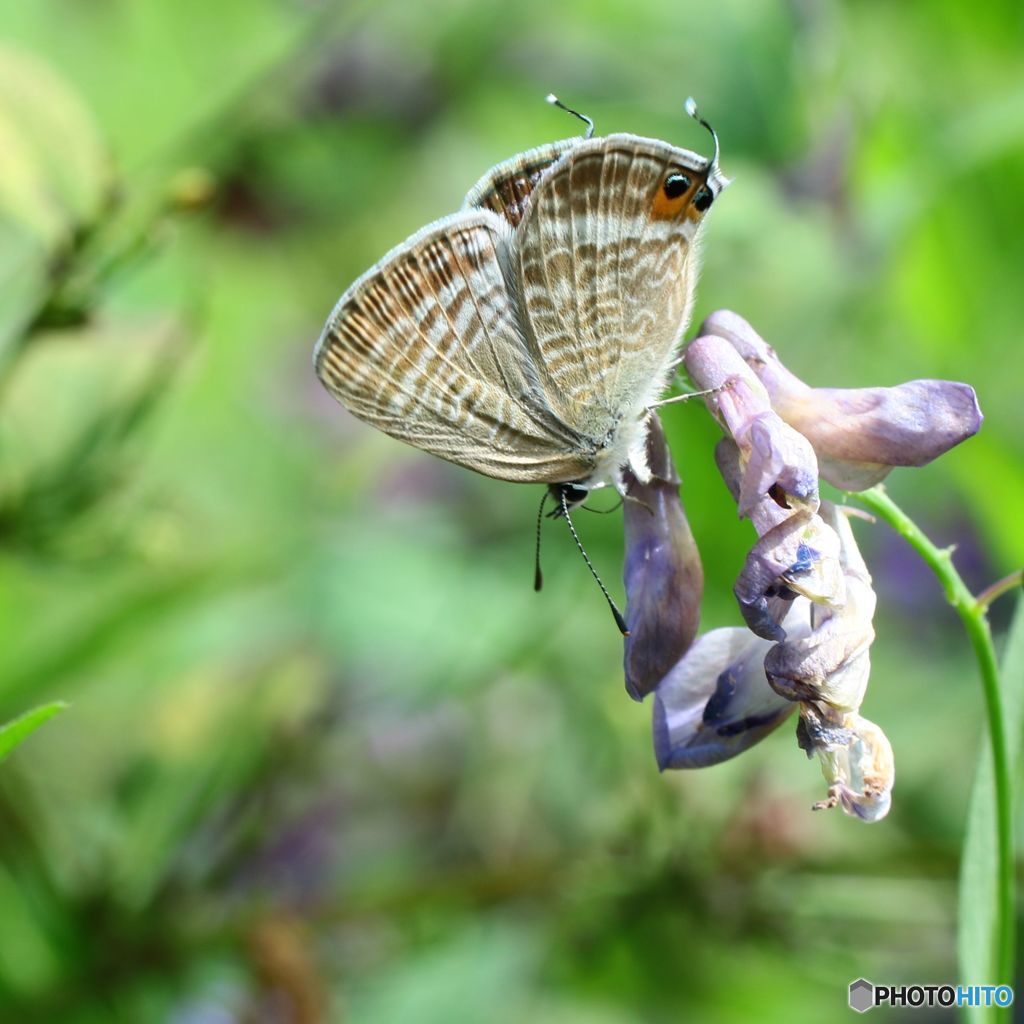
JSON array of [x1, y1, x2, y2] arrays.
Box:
[[650, 171, 713, 222], [650, 189, 690, 221]]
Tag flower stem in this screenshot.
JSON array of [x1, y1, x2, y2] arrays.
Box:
[[977, 570, 1024, 612], [850, 485, 1014, 991]]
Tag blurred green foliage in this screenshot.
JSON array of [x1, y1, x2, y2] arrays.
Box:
[[0, 0, 1021, 1021], [0, 702, 67, 763]]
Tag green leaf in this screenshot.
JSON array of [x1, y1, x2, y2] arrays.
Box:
[[958, 595, 1024, 1012], [0, 317, 182, 547], [0, 44, 110, 245], [0, 701, 68, 763]]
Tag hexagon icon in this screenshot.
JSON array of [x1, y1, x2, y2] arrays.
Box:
[[849, 978, 874, 1013]]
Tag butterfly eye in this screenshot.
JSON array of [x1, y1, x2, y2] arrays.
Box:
[[663, 173, 691, 199], [693, 185, 714, 212], [562, 483, 589, 506]]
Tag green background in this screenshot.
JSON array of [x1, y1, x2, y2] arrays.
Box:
[[0, 1, 1021, 1020]]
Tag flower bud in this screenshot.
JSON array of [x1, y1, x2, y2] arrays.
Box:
[[623, 415, 703, 701], [798, 705, 894, 822]]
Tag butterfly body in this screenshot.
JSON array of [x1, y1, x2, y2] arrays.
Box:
[[315, 126, 727, 495]]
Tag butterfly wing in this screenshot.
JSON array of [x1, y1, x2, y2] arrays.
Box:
[[514, 134, 715, 439], [462, 138, 580, 228], [314, 209, 592, 483]]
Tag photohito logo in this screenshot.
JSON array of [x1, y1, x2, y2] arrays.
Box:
[[848, 979, 1014, 1013]]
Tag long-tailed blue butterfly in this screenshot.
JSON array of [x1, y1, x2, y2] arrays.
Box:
[[315, 97, 726, 494], [314, 97, 727, 628]]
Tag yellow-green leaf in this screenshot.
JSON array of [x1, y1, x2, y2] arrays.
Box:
[[0, 701, 68, 763]]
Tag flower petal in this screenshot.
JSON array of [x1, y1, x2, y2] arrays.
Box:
[[763, 504, 876, 711], [736, 413, 819, 516], [699, 310, 983, 491], [715, 438, 789, 536], [623, 415, 703, 701], [683, 334, 772, 437], [734, 510, 845, 641], [685, 336, 819, 516], [653, 602, 810, 769], [780, 381, 983, 490]]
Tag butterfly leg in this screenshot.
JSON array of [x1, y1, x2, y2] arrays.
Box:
[[648, 385, 723, 410]]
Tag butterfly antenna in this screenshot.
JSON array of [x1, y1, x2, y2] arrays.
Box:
[[558, 487, 630, 636], [546, 93, 595, 140], [685, 96, 720, 172], [534, 489, 548, 592]]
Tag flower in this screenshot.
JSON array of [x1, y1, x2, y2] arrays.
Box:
[[710, 413, 839, 644], [684, 336, 819, 514], [628, 310, 978, 822], [652, 601, 809, 769], [622, 414, 703, 701], [763, 502, 892, 819], [763, 503, 875, 714], [698, 310, 983, 490], [733, 509, 844, 641]]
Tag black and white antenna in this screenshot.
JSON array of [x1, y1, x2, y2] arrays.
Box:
[[546, 93, 595, 139]]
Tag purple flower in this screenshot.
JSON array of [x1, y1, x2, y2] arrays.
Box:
[[699, 310, 983, 490], [763, 503, 876, 713], [627, 310, 976, 822], [734, 510, 844, 641], [684, 335, 819, 514], [622, 414, 703, 701], [714, 440, 838, 643], [653, 601, 811, 769], [763, 502, 892, 819]]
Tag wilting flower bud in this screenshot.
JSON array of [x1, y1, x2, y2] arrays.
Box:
[[684, 335, 819, 515], [653, 601, 811, 769], [734, 510, 845, 641], [798, 705, 894, 823], [699, 310, 983, 491], [715, 437, 840, 642], [763, 503, 875, 713], [758, 502, 891, 820], [623, 415, 703, 701]]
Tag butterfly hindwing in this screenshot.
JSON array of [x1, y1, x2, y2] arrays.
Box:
[[462, 138, 581, 228], [315, 209, 591, 483]]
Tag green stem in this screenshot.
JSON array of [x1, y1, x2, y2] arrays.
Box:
[[850, 485, 1014, 992], [977, 570, 1024, 612]]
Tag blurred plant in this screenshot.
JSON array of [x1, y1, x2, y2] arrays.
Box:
[[0, 702, 66, 763], [0, 45, 210, 555], [623, 310, 1020, 1011], [0, 3, 1021, 1021]]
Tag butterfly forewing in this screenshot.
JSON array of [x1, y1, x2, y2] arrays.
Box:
[[515, 135, 706, 440], [314, 210, 592, 483]]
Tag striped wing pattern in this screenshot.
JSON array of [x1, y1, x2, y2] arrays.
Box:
[[314, 209, 592, 483], [462, 138, 580, 228], [515, 136, 700, 439]]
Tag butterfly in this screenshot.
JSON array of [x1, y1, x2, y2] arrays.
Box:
[[313, 97, 728, 504]]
